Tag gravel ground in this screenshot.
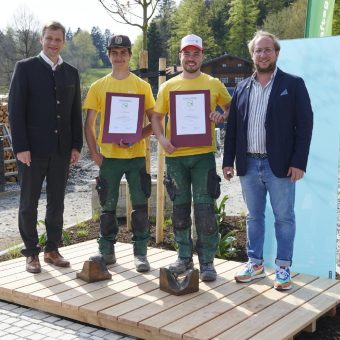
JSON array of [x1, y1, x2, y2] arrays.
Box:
[[0, 134, 246, 252]]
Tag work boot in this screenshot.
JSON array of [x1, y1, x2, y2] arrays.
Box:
[[134, 255, 150, 272], [26, 255, 41, 273], [168, 257, 194, 274], [102, 252, 116, 265], [200, 262, 217, 281]]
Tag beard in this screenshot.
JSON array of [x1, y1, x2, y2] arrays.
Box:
[[182, 62, 201, 73], [255, 61, 276, 74]]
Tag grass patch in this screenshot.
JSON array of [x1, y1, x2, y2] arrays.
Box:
[[81, 68, 111, 87]]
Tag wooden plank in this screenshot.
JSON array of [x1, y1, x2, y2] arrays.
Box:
[[250, 282, 340, 340], [183, 273, 316, 340], [215, 277, 337, 339], [137, 269, 275, 337], [112, 261, 244, 329], [110, 261, 243, 323]]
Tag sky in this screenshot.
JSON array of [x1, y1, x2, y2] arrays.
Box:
[[0, 0, 166, 43]]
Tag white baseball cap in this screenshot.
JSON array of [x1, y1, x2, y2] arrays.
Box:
[[180, 34, 203, 51]]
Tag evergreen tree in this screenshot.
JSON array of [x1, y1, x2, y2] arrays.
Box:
[[207, 0, 231, 55], [91, 26, 110, 67], [227, 0, 259, 59], [168, 0, 218, 62], [262, 0, 306, 39], [147, 20, 163, 71], [66, 28, 73, 41], [333, 0, 340, 35]]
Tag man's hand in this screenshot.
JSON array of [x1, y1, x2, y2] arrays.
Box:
[[70, 149, 80, 166], [17, 151, 31, 166], [209, 110, 226, 125], [287, 167, 304, 182], [158, 135, 176, 154], [223, 166, 234, 181], [91, 152, 104, 167]]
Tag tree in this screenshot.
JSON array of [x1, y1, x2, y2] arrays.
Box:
[[333, 0, 340, 35], [168, 0, 218, 62], [147, 20, 162, 71], [130, 34, 143, 69], [62, 30, 100, 72], [0, 6, 41, 91], [262, 0, 306, 39], [207, 0, 231, 55], [98, 0, 161, 50], [227, 0, 259, 58], [91, 26, 110, 67]]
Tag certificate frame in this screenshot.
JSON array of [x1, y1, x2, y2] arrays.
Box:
[[102, 92, 145, 144], [169, 90, 211, 147]]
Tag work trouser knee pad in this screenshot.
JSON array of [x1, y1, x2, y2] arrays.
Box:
[[100, 212, 118, 236], [194, 203, 217, 235], [173, 203, 192, 231]]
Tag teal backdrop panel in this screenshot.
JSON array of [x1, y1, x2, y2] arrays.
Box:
[[263, 36, 340, 278]]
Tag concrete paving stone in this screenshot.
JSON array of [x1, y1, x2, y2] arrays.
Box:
[[77, 325, 98, 334], [26, 333, 46, 340], [25, 323, 44, 332], [1, 334, 19, 340], [35, 326, 57, 335], [3, 326, 21, 334], [76, 333, 92, 338], [56, 334, 78, 340], [0, 314, 11, 322], [90, 336, 104, 340], [23, 309, 50, 319], [2, 317, 18, 325], [15, 329, 34, 338], [66, 322, 85, 331], [0, 303, 18, 311], [0, 323, 11, 331], [55, 319, 74, 327], [12, 306, 29, 314], [91, 329, 110, 337], [43, 315, 62, 323], [0, 330, 8, 336], [14, 319, 31, 327], [103, 332, 125, 340]]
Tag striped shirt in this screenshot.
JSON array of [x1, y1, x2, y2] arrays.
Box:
[[247, 68, 277, 154]]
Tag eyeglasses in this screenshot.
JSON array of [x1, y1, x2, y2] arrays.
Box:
[[253, 48, 276, 55]]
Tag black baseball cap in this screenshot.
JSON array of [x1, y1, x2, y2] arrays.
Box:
[[106, 34, 131, 49]]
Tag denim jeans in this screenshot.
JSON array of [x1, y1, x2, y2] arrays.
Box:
[[239, 157, 296, 267]]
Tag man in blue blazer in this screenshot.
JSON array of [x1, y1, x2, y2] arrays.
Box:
[[223, 31, 313, 290]]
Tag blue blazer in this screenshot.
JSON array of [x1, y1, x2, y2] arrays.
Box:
[[223, 68, 313, 178]]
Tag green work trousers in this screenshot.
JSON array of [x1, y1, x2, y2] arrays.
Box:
[[165, 152, 221, 264], [96, 157, 151, 256]]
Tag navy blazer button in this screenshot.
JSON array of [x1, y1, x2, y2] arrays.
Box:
[[57, 100, 60, 104], [54, 129, 58, 133]]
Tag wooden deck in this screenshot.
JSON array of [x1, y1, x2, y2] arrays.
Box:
[[0, 239, 339, 339]]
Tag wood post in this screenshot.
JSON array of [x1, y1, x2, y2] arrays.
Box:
[[156, 58, 167, 244]]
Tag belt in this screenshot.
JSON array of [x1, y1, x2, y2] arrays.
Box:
[[246, 152, 268, 159]]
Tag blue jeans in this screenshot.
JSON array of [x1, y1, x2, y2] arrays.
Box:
[[239, 157, 296, 267]]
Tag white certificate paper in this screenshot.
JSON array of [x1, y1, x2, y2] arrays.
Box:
[[175, 93, 206, 135], [108, 96, 140, 133]]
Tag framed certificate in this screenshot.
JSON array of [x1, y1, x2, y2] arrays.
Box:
[[102, 93, 145, 144], [169, 90, 211, 147]]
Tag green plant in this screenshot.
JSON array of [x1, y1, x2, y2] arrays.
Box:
[[164, 217, 172, 228], [92, 210, 100, 223], [62, 229, 71, 246], [76, 229, 89, 238], [215, 231, 237, 259], [215, 194, 229, 225], [7, 243, 22, 259], [38, 232, 47, 246]]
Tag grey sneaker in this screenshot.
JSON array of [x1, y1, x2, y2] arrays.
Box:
[[134, 255, 150, 272], [168, 257, 194, 274], [200, 262, 217, 281], [102, 253, 116, 265]]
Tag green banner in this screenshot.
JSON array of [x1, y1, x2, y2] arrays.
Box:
[[305, 0, 335, 37]]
